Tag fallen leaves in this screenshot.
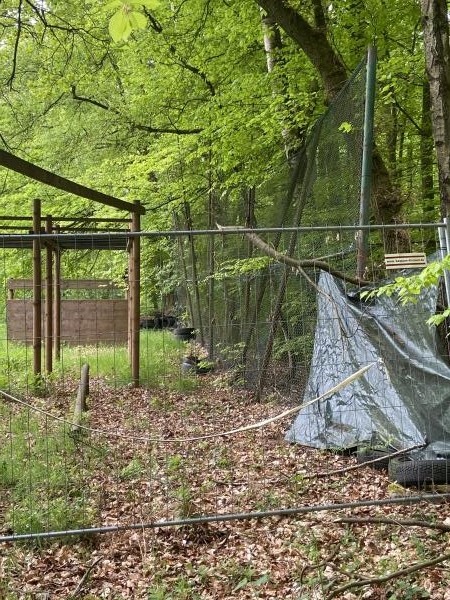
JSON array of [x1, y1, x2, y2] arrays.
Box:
[[0, 377, 450, 598]]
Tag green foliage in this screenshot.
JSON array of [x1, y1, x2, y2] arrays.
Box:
[[338, 121, 353, 133], [0, 406, 96, 539], [361, 256, 450, 326], [119, 458, 144, 480], [105, 1, 159, 43], [212, 257, 272, 281], [0, 328, 196, 393]]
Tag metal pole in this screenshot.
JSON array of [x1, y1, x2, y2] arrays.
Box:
[[1, 493, 449, 543], [53, 226, 61, 361], [356, 45, 377, 280], [441, 217, 450, 310]]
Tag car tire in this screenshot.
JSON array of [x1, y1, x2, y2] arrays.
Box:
[[389, 458, 450, 487]]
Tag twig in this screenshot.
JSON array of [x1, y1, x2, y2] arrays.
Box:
[[326, 551, 450, 598], [301, 443, 425, 480], [7, 0, 23, 89], [299, 543, 340, 584], [71, 557, 102, 598], [336, 516, 450, 532]]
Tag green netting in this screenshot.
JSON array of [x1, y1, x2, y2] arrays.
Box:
[[177, 55, 369, 397]]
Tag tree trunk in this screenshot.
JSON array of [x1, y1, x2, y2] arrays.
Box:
[[261, 12, 302, 157], [255, 0, 402, 237], [420, 0, 450, 216], [256, 0, 347, 103], [420, 78, 437, 224]]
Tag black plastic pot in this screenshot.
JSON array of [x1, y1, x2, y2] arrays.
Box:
[[173, 327, 196, 342], [181, 355, 215, 375]]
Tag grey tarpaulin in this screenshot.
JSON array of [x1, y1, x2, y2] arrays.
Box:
[[285, 272, 450, 450]]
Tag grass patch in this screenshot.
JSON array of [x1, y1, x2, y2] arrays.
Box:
[[0, 403, 98, 541], [0, 326, 199, 392]]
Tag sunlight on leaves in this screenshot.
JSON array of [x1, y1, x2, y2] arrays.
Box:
[[105, 1, 159, 42]]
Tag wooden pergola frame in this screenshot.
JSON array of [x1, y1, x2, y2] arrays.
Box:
[[0, 149, 146, 387]]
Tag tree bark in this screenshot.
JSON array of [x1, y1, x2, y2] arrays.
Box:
[[256, 0, 347, 103], [420, 78, 437, 224], [255, 0, 403, 241], [420, 0, 450, 216], [261, 12, 302, 157]]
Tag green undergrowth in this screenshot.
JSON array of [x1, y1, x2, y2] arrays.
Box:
[[0, 403, 100, 542], [0, 327, 199, 392]]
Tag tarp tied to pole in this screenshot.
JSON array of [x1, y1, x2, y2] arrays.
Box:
[[286, 273, 450, 451]]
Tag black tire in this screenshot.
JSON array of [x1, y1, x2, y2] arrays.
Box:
[[389, 458, 450, 488], [173, 327, 196, 341], [356, 447, 391, 471]]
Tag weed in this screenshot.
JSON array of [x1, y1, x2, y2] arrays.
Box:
[[147, 576, 200, 599], [387, 579, 430, 599], [173, 483, 197, 518], [167, 454, 183, 473], [119, 458, 144, 481], [0, 404, 97, 542], [225, 561, 270, 593]]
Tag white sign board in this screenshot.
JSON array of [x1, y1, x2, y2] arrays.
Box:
[[384, 252, 427, 270]]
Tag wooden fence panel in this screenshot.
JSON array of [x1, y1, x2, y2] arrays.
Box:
[[7, 299, 128, 344]]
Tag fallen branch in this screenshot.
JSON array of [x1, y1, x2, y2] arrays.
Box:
[[326, 550, 450, 599], [0, 361, 378, 444], [243, 230, 370, 286], [336, 516, 450, 532], [71, 556, 102, 598], [302, 443, 425, 480], [299, 543, 340, 585]]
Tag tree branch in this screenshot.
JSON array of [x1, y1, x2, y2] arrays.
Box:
[[71, 85, 109, 110], [326, 550, 450, 598], [168, 44, 216, 96], [142, 7, 163, 32], [337, 516, 450, 532], [302, 443, 425, 480], [7, 0, 23, 90], [70, 85, 203, 135], [254, 0, 348, 100], [311, 0, 327, 30], [138, 9, 216, 97], [243, 230, 369, 286]]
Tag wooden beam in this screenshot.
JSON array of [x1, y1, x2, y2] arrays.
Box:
[[32, 199, 42, 377], [130, 203, 141, 387], [54, 226, 61, 361], [45, 216, 53, 373], [0, 149, 145, 215]]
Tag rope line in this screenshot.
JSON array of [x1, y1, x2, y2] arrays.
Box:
[[0, 361, 378, 444]]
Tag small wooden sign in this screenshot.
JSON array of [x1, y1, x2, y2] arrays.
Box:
[[384, 252, 427, 270]]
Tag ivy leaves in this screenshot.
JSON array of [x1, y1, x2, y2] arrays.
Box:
[[105, 0, 159, 42]]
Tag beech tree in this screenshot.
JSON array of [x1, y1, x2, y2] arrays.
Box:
[[420, 0, 450, 217], [0, 1, 440, 240]]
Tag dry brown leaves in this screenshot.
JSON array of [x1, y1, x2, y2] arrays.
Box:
[[1, 376, 450, 599]]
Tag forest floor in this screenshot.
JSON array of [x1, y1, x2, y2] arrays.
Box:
[[1, 373, 450, 600]]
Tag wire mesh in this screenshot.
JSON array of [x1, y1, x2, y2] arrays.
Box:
[[0, 223, 447, 544]]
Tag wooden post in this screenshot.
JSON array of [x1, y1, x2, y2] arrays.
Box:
[[32, 199, 42, 377], [53, 225, 61, 361], [130, 203, 141, 387], [45, 215, 53, 373], [71, 363, 89, 436], [127, 237, 133, 360], [183, 202, 205, 346]]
